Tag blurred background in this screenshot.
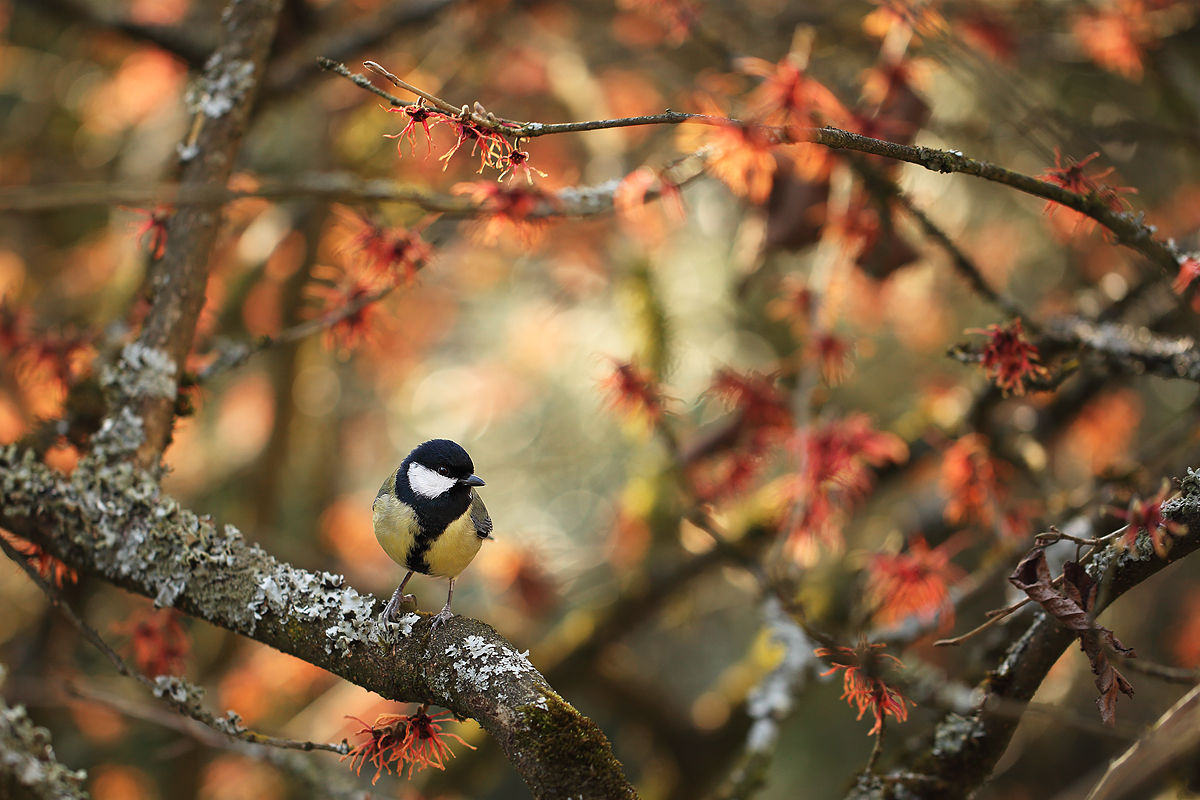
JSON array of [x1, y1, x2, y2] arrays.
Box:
[[3, 0, 1200, 798]]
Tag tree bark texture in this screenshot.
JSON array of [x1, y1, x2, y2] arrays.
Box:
[[132, 0, 284, 469]]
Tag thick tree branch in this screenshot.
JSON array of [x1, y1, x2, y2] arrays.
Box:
[[848, 471, 1200, 800], [0, 444, 637, 800], [1045, 317, 1200, 383], [0, 173, 622, 218], [131, 0, 283, 469]]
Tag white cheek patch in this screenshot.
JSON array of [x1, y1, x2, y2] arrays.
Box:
[[408, 462, 457, 499]]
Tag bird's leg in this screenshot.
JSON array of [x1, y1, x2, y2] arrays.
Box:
[[383, 571, 416, 621], [430, 578, 456, 628]]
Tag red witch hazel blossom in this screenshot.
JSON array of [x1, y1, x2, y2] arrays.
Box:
[[115, 608, 190, 677], [1, 531, 78, 588], [384, 101, 446, 156], [1039, 150, 1136, 233], [342, 709, 474, 784], [968, 318, 1048, 396], [498, 147, 548, 184], [785, 415, 908, 555], [601, 360, 666, 423], [439, 118, 510, 173], [1113, 480, 1186, 557], [124, 205, 172, 260], [306, 263, 389, 354], [815, 640, 912, 736], [454, 182, 554, 247], [692, 370, 794, 499], [338, 209, 433, 283], [1172, 254, 1200, 294]]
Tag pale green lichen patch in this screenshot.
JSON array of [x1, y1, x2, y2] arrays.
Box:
[[188, 53, 257, 119], [248, 560, 410, 655], [1, 667, 88, 800], [102, 343, 177, 402], [930, 712, 978, 759], [443, 634, 538, 701]]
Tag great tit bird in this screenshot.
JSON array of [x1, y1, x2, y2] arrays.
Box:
[[373, 439, 492, 626]]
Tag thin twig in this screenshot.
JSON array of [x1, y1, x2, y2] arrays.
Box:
[[1112, 654, 1200, 685], [363, 60, 461, 115], [849, 155, 1032, 325], [197, 283, 399, 383], [866, 720, 886, 773], [0, 533, 349, 756], [317, 59, 1185, 277]]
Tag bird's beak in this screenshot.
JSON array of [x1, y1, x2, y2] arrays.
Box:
[[461, 475, 485, 487]]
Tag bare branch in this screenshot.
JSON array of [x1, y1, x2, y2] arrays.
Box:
[[129, 0, 285, 469], [264, 0, 462, 97], [1046, 317, 1200, 383], [16, 0, 210, 68]]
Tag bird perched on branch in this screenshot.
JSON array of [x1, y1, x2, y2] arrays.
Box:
[[373, 439, 492, 626]]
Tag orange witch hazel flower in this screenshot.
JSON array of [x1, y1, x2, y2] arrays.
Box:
[[808, 332, 855, 385], [614, 166, 686, 240], [941, 433, 1005, 528], [967, 318, 1047, 396], [1071, 0, 1150, 81], [618, 0, 698, 45], [1, 530, 78, 587], [115, 608, 190, 677], [866, 534, 967, 628], [454, 182, 554, 248], [336, 208, 433, 284], [815, 640, 912, 736], [737, 54, 849, 130], [305, 263, 390, 354], [1039, 150, 1136, 235], [704, 121, 778, 205], [1172, 254, 1200, 294], [342, 708, 474, 784]]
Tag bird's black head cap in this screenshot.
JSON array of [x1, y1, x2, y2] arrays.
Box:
[[397, 439, 481, 539], [405, 438, 476, 478]]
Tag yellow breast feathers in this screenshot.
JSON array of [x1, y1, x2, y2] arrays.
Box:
[[423, 507, 485, 578], [373, 490, 419, 567]]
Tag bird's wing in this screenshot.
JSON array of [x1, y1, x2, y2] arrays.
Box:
[[470, 489, 493, 539]]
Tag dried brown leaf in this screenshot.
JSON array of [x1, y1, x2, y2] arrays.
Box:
[[1008, 547, 1136, 726]]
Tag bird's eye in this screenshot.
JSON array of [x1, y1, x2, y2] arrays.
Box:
[[437, 466, 450, 476]]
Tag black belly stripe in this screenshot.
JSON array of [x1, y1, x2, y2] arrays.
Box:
[[405, 546, 431, 574], [404, 509, 469, 575]]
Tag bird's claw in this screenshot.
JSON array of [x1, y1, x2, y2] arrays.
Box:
[[430, 606, 455, 628], [382, 594, 417, 622]]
